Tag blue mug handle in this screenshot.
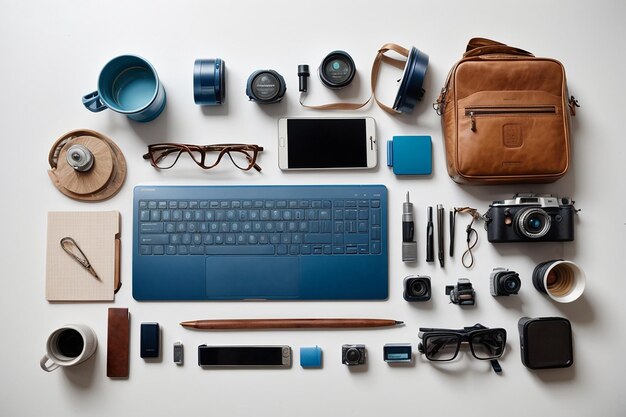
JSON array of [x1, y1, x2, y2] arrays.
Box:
[[82, 91, 107, 112]]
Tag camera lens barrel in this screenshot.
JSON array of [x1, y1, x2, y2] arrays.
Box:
[[497, 272, 521, 295], [246, 70, 286, 103], [193, 58, 225, 105], [515, 208, 551, 239], [319, 50, 356, 89], [66, 144, 94, 172]]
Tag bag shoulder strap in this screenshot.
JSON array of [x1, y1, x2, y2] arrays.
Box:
[[463, 37, 534, 58]]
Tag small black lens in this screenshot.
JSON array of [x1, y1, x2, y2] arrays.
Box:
[[498, 273, 521, 295], [346, 348, 361, 363], [252, 73, 280, 101], [516, 208, 551, 239], [319, 51, 356, 89], [410, 280, 426, 297]]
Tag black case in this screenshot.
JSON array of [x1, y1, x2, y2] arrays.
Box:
[[518, 317, 573, 369], [140, 322, 160, 358]]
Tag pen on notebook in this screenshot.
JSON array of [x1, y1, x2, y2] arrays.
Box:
[[437, 204, 444, 267], [180, 318, 404, 330], [402, 192, 417, 262], [426, 206, 434, 262]]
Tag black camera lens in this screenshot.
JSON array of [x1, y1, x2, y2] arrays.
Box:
[[498, 272, 521, 295], [403, 276, 431, 301], [345, 347, 361, 364], [246, 70, 286, 104], [516, 208, 551, 239], [319, 51, 356, 89]]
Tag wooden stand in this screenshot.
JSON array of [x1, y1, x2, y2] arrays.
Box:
[[48, 129, 127, 201]]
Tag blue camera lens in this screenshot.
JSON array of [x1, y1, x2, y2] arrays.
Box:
[[528, 216, 544, 231], [193, 58, 225, 105], [517, 208, 551, 239]]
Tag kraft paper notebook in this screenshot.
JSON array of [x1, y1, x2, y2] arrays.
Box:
[[46, 211, 121, 301]]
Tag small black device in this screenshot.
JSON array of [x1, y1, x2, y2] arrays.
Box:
[[197, 345, 291, 367], [297, 64, 310, 92], [319, 50, 356, 89], [277, 117, 377, 170], [518, 317, 573, 369], [490, 267, 521, 296], [246, 70, 286, 103], [426, 206, 434, 262], [403, 275, 431, 302], [140, 322, 160, 358], [484, 194, 576, 243], [342, 344, 366, 366], [446, 278, 475, 305], [383, 344, 412, 363], [173, 341, 184, 365], [193, 58, 225, 105], [402, 192, 416, 262]]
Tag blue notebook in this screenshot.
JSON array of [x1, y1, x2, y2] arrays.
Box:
[[133, 185, 388, 300]]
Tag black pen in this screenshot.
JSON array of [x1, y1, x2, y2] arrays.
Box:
[[426, 206, 434, 262], [449, 209, 455, 257], [437, 204, 444, 267], [402, 192, 417, 262]]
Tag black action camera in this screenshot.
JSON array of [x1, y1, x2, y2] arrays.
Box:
[[403, 275, 431, 301], [445, 278, 475, 305], [342, 344, 366, 366], [484, 194, 575, 243], [490, 268, 521, 296]]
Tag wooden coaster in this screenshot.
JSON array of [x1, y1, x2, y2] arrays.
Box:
[[48, 129, 127, 201]]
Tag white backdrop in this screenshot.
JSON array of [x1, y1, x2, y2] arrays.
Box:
[[1, 1, 625, 416]]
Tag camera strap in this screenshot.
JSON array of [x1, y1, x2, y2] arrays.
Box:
[[299, 43, 419, 114]]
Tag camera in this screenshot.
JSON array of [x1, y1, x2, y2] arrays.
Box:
[[484, 194, 575, 243], [403, 275, 431, 301], [319, 50, 356, 89], [490, 267, 521, 296], [445, 278, 475, 305], [342, 344, 366, 366]]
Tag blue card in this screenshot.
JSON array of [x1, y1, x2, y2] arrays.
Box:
[[387, 135, 432, 175]]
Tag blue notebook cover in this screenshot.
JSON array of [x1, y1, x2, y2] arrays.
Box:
[[387, 135, 432, 175]]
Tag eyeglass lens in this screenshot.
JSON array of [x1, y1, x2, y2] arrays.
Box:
[[424, 335, 461, 361], [470, 330, 506, 360], [152, 147, 204, 169]]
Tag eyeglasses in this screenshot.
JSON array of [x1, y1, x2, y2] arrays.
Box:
[[418, 323, 507, 373], [143, 143, 264, 172]]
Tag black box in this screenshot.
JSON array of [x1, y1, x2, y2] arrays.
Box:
[[518, 317, 572, 369]]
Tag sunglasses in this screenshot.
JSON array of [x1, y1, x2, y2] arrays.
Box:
[[418, 323, 507, 373], [143, 143, 264, 172]]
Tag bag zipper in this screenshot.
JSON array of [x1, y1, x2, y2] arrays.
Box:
[[464, 106, 556, 132]]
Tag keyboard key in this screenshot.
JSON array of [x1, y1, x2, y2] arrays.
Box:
[[359, 210, 369, 220], [346, 200, 357, 208], [140, 210, 150, 221], [177, 223, 186, 233], [371, 242, 381, 254], [166, 245, 176, 255], [304, 234, 332, 244], [162, 210, 171, 221], [301, 244, 311, 255], [323, 245, 332, 255], [140, 245, 151, 255], [189, 201, 198, 208], [148, 201, 157, 209], [277, 200, 287, 208], [140, 235, 169, 245], [321, 221, 332, 233], [346, 245, 357, 254], [332, 245, 345, 254], [253, 200, 263, 208], [182, 234, 192, 245], [358, 244, 369, 254], [346, 234, 369, 244], [171, 234, 181, 244], [371, 227, 381, 240], [139, 201, 148, 209], [345, 210, 357, 220], [289, 245, 299, 255], [193, 234, 202, 245], [372, 209, 381, 225], [334, 209, 344, 220], [173, 210, 183, 221], [141, 223, 163, 233], [322, 200, 332, 208], [225, 234, 236, 245], [153, 245, 165, 255], [165, 223, 175, 233], [319, 210, 331, 220], [276, 244, 288, 255], [179, 201, 188, 209], [371, 200, 380, 208], [200, 201, 209, 208], [359, 200, 369, 208], [190, 245, 204, 254], [178, 245, 189, 255], [358, 221, 368, 233], [312, 246, 323, 254], [312, 200, 322, 208]]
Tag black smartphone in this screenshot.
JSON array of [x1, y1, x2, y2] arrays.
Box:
[[140, 322, 160, 358], [278, 117, 377, 170], [198, 345, 291, 367]]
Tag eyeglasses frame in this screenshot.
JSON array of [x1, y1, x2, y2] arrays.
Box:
[[143, 143, 264, 172], [418, 324, 507, 362]]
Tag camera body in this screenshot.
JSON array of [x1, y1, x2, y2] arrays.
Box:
[[342, 344, 366, 366], [485, 194, 575, 243], [403, 275, 431, 301], [445, 278, 475, 305], [490, 267, 521, 296]]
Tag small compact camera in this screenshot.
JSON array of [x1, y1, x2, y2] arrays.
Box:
[[490, 267, 521, 296], [445, 278, 475, 305], [484, 194, 576, 243], [403, 275, 431, 301], [342, 344, 366, 366]]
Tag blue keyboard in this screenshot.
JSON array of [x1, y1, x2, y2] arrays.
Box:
[[133, 185, 388, 300]]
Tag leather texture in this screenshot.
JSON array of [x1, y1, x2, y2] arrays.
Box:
[[106, 307, 130, 378], [436, 38, 575, 184]]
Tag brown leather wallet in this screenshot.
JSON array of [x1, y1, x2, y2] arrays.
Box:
[[107, 307, 130, 378]]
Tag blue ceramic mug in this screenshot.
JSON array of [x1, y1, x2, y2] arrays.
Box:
[[82, 55, 166, 122]]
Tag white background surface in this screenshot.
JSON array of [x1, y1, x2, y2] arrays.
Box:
[[1, 1, 625, 416]]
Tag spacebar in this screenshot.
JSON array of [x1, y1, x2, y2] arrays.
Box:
[[204, 246, 276, 255]]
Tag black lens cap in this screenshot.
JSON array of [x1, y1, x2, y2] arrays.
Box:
[[319, 50, 356, 89], [246, 70, 286, 103]]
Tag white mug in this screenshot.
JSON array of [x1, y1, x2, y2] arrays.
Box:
[[532, 259, 586, 303], [40, 324, 97, 372]]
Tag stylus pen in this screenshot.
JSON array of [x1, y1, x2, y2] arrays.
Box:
[[180, 318, 404, 330], [449, 209, 455, 257], [426, 206, 434, 262], [437, 204, 444, 267]]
